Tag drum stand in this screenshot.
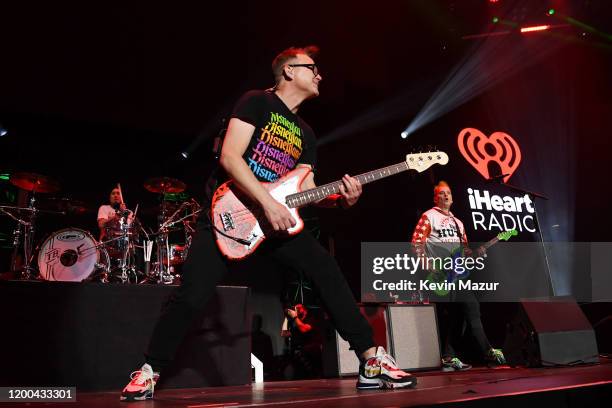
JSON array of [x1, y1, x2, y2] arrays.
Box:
[[0, 195, 39, 280], [141, 200, 174, 284], [149, 201, 201, 285], [154, 226, 175, 284], [114, 215, 138, 283]]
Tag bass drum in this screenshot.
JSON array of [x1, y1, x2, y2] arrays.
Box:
[[38, 228, 109, 281]]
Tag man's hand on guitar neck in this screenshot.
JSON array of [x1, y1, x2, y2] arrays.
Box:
[[302, 171, 362, 209], [338, 174, 362, 208]]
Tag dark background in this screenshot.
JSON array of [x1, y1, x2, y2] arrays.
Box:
[[1, 0, 611, 298]]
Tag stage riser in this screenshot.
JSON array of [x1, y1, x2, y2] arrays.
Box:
[[0, 281, 251, 391]]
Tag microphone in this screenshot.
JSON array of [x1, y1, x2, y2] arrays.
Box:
[[487, 173, 509, 183]]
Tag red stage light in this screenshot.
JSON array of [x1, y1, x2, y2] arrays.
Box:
[[520, 25, 550, 33]]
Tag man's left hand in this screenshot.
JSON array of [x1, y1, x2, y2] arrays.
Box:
[[338, 174, 362, 208]]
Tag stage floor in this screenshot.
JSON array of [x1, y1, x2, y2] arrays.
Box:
[[7, 360, 610, 407]]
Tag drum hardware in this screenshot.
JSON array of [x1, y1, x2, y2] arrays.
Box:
[[152, 199, 201, 284], [2, 203, 69, 280], [142, 177, 188, 284], [0, 204, 35, 278], [2, 171, 64, 280], [143, 240, 154, 279], [115, 212, 134, 283]]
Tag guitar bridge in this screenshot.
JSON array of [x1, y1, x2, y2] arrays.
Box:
[[219, 212, 235, 231]]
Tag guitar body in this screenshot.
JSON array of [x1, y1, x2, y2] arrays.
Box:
[[426, 246, 464, 297], [211, 167, 309, 260], [424, 228, 517, 296]]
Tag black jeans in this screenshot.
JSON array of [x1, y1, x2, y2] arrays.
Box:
[[436, 290, 491, 360], [145, 224, 374, 372]]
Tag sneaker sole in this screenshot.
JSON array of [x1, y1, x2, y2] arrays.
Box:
[[442, 366, 472, 372], [120, 391, 153, 402], [357, 374, 417, 390]]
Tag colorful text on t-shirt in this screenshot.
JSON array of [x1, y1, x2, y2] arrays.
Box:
[[247, 112, 303, 182]]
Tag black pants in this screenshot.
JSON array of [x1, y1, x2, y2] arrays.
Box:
[[145, 224, 374, 372], [436, 290, 491, 360]]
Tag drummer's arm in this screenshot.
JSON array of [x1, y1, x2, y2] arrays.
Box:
[[98, 215, 117, 229]]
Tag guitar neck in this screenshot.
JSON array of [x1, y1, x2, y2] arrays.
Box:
[[286, 161, 410, 208], [481, 236, 500, 251]]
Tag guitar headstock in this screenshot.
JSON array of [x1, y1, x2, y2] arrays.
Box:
[[497, 229, 518, 241], [405, 151, 449, 173]]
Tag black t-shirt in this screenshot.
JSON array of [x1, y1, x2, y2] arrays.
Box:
[[203, 90, 317, 205], [231, 89, 317, 182]]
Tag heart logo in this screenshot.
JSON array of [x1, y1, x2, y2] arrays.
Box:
[[457, 128, 522, 183]]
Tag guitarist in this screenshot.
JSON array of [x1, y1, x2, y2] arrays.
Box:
[[121, 45, 415, 401], [412, 181, 505, 371]]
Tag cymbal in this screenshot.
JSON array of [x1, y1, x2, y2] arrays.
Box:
[[144, 177, 186, 194], [9, 172, 60, 193]]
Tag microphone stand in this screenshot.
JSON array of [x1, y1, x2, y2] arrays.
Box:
[[487, 177, 556, 296]]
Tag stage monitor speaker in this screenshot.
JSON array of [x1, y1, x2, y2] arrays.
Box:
[[323, 304, 389, 376], [387, 304, 441, 371], [504, 298, 599, 367]]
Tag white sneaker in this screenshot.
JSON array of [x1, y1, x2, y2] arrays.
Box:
[[357, 346, 417, 389], [120, 363, 159, 401]]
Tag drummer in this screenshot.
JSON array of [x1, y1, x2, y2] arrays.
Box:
[[97, 186, 133, 240]]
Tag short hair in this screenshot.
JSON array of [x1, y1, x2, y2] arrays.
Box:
[[433, 181, 450, 202], [271, 45, 320, 83]]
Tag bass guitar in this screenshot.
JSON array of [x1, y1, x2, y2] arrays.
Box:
[[212, 151, 449, 260]]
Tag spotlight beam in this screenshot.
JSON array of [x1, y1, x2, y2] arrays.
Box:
[[402, 25, 563, 138], [318, 78, 437, 147]]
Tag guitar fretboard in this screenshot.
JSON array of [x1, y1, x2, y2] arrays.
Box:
[[482, 237, 500, 251], [285, 161, 409, 208]]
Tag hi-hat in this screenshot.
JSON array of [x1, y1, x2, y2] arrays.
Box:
[[9, 172, 60, 193], [144, 177, 186, 194]]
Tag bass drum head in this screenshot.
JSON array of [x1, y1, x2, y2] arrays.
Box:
[[37, 228, 100, 281]]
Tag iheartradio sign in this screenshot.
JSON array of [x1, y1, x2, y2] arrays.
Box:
[[458, 128, 521, 183], [458, 128, 535, 233]]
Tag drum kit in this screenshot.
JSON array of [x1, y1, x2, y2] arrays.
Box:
[[0, 172, 201, 284]]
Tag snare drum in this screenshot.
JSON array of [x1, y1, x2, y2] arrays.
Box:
[[38, 228, 109, 281]]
